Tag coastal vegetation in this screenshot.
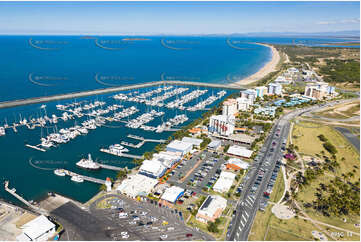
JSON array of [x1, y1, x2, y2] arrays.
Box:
[[275, 45, 360, 88]]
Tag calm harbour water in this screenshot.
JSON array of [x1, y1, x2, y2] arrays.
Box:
[[0, 35, 357, 205]]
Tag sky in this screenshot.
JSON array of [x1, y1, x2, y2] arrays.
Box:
[[0, 1, 359, 35]]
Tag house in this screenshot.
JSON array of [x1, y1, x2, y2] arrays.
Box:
[[16, 215, 56, 241], [196, 195, 227, 223]]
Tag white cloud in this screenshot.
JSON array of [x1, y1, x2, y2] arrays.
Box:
[[317, 18, 360, 25]]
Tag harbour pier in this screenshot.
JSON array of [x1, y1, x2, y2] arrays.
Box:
[[94, 162, 122, 171], [4, 181, 48, 215], [62, 169, 106, 184], [127, 134, 166, 143], [0, 80, 245, 110], [100, 148, 143, 159]]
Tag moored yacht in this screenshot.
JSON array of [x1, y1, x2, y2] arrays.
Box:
[[76, 154, 100, 170]]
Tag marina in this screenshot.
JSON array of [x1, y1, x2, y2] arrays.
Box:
[[0, 84, 233, 204]]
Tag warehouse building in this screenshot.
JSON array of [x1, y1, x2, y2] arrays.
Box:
[[16, 215, 56, 241], [166, 140, 193, 155], [226, 158, 250, 171], [160, 186, 185, 207], [213, 171, 236, 193], [227, 145, 253, 158], [181, 137, 203, 148], [117, 174, 158, 198], [138, 159, 167, 178]]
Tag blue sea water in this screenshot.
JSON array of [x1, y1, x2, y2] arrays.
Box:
[[0, 35, 357, 205]]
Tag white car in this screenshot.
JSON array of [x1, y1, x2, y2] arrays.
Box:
[[121, 232, 128, 236], [167, 227, 174, 231], [160, 234, 168, 240], [129, 221, 136, 225], [122, 234, 129, 239], [119, 212, 128, 218], [133, 217, 140, 221]]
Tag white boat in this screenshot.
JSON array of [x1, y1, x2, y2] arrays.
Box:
[[0, 127, 5, 136], [71, 175, 84, 183], [76, 154, 100, 170], [54, 169, 66, 176]]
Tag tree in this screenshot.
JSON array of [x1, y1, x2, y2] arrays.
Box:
[[207, 221, 219, 233], [323, 142, 337, 155]]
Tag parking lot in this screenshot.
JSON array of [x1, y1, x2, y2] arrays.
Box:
[[89, 194, 213, 241]]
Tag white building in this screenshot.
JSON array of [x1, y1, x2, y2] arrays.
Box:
[[139, 159, 167, 178], [209, 115, 235, 136], [236, 97, 253, 111], [181, 137, 203, 148], [208, 140, 222, 150], [240, 89, 257, 102], [153, 151, 182, 168], [117, 174, 158, 198], [196, 195, 227, 223], [166, 140, 193, 155], [227, 145, 253, 158], [268, 83, 282, 95], [160, 186, 185, 204], [16, 215, 56, 241], [254, 86, 267, 97], [304, 82, 332, 100], [226, 158, 250, 170], [213, 171, 236, 193], [222, 98, 238, 116]]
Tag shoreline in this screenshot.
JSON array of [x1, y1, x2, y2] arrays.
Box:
[[229, 43, 281, 86]]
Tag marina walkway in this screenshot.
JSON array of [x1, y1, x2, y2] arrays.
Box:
[[62, 170, 106, 184], [94, 163, 122, 171], [4, 181, 48, 215]]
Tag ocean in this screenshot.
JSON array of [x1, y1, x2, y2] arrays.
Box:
[[0, 35, 357, 205]]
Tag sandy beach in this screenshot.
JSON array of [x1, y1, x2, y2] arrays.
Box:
[[229, 43, 281, 86]]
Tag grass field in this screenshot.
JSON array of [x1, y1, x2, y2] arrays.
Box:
[[292, 120, 360, 234]]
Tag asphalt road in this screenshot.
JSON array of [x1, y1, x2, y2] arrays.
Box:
[[334, 127, 360, 152], [226, 99, 355, 241]]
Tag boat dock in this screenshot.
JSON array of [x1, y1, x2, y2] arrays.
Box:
[[100, 148, 143, 160], [25, 144, 46, 152], [94, 162, 122, 171], [127, 134, 166, 143], [4, 181, 48, 215], [62, 169, 106, 184], [0, 80, 245, 110]]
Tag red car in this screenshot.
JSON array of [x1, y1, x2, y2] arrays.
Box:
[[186, 234, 193, 237]]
